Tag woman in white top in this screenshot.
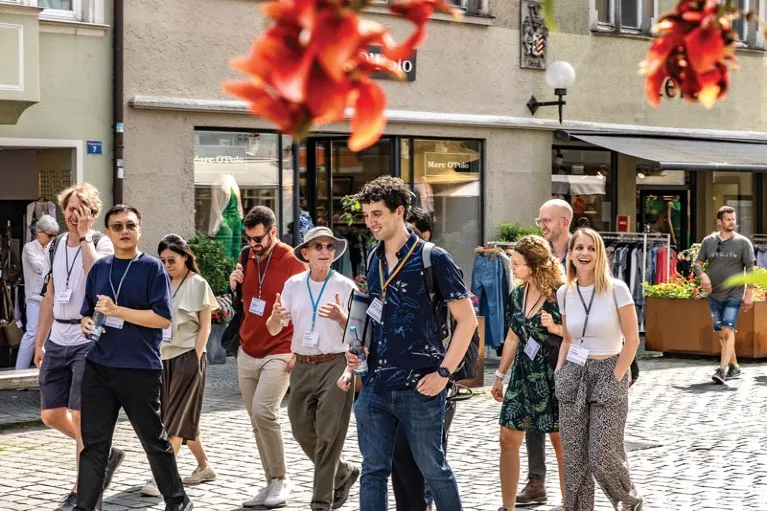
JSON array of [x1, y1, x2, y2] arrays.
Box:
[[142, 234, 218, 497], [17, 215, 59, 370], [554, 228, 643, 511]]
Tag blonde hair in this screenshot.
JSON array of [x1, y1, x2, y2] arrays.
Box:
[[512, 235, 564, 302], [57, 182, 103, 218], [566, 228, 613, 295]]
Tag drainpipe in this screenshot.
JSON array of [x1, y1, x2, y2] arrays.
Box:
[[112, 0, 124, 204]]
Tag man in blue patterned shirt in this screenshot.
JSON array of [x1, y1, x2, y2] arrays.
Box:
[[349, 176, 477, 511]]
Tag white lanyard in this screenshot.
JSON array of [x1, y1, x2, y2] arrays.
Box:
[[109, 253, 140, 306]]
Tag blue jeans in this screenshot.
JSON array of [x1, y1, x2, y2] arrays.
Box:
[[354, 386, 462, 511], [708, 298, 742, 332], [471, 255, 506, 349]]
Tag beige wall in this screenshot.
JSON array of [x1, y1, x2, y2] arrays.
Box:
[[122, 0, 767, 247], [0, 6, 114, 216]]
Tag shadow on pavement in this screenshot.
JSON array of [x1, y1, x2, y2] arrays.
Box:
[[754, 376, 767, 385], [671, 382, 737, 394], [103, 488, 160, 510]]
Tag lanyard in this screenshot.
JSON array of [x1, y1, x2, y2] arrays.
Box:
[[171, 270, 189, 300], [256, 249, 274, 299], [109, 253, 140, 306], [378, 240, 419, 302], [307, 270, 333, 331], [521, 285, 545, 340], [64, 241, 82, 290], [576, 285, 596, 343]]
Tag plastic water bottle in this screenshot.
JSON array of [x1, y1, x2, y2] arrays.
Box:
[[86, 311, 106, 342], [349, 326, 368, 377]]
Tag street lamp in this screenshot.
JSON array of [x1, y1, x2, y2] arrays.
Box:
[[527, 61, 576, 124]]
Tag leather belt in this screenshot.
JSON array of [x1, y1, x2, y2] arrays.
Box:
[[55, 318, 81, 325], [295, 353, 344, 365]]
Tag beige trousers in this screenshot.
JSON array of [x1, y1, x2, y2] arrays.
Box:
[[237, 349, 292, 480]]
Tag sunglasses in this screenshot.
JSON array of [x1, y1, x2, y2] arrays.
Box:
[[717, 239, 723, 253], [311, 243, 336, 252], [243, 230, 272, 245], [109, 222, 138, 232]]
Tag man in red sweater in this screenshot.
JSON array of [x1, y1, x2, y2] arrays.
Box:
[[229, 206, 305, 509]]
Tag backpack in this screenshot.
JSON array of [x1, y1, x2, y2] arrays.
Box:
[[221, 245, 251, 356], [40, 232, 105, 297], [366, 241, 480, 382]]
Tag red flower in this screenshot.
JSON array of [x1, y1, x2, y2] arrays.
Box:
[[223, 0, 460, 150], [642, 0, 738, 109]]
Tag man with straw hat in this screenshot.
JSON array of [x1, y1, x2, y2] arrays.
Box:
[[267, 226, 360, 511]]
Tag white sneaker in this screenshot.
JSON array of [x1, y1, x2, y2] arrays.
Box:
[[243, 480, 274, 508], [183, 464, 217, 485], [140, 478, 161, 497], [264, 477, 290, 508]]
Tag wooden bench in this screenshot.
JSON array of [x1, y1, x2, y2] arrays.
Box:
[[0, 368, 39, 391]]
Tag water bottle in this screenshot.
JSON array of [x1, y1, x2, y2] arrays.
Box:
[[86, 311, 106, 342], [349, 326, 368, 377]]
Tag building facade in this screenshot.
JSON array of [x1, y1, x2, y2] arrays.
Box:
[[121, 0, 767, 279]]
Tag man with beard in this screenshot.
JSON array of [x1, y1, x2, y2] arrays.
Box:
[[229, 206, 306, 508], [694, 206, 755, 384]]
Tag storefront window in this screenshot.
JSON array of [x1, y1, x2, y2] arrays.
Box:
[[193, 130, 281, 259], [552, 148, 612, 231], [711, 171, 754, 237], [411, 138, 482, 280]]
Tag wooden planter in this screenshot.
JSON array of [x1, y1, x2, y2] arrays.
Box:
[[645, 297, 767, 358]]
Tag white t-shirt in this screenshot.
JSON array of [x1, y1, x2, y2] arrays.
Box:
[[557, 278, 633, 356], [43, 232, 114, 346], [280, 270, 357, 356]]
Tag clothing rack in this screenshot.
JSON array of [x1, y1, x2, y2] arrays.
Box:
[[751, 234, 767, 247], [598, 232, 671, 285]]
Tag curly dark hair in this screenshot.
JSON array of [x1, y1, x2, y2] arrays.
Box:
[[512, 235, 564, 302], [358, 176, 411, 215], [407, 206, 434, 235], [243, 205, 276, 230]]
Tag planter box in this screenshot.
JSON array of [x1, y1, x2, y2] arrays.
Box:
[[645, 297, 767, 358]]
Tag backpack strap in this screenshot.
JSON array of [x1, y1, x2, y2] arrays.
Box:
[[422, 241, 437, 304], [40, 234, 66, 296]]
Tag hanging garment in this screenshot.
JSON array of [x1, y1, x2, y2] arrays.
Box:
[[26, 201, 57, 243], [208, 175, 244, 259], [655, 247, 678, 284], [471, 254, 507, 349]]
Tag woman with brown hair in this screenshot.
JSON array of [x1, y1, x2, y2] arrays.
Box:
[[142, 234, 218, 496], [491, 235, 566, 510]]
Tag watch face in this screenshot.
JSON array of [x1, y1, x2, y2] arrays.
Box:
[[438, 367, 450, 378], [85, 235, 93, 242]]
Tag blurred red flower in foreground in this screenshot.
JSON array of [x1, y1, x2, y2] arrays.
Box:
[[223, 0, 459, 151], [641, 0, 740, 109]]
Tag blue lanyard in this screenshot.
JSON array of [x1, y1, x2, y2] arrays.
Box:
[[307, 270, 333, 331]]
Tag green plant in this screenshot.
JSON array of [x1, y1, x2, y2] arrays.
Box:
[[188, 234, 236, 295], [497, 222, 542, 242]]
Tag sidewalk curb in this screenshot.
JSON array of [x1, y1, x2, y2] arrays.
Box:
[[0, 417, 43, 432]]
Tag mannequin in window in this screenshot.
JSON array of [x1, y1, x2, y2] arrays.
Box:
[[207, 175, 244, 259]]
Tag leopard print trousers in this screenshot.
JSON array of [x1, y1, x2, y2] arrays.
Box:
[[554, 356, 642, 511]]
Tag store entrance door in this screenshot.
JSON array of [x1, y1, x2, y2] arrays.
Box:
[[299, 136, 393, 277], [638, 189, 689, 250]]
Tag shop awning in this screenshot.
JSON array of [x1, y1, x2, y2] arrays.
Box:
[[558, 132, 767, 171]]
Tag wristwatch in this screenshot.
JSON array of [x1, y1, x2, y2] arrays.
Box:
[[80, 234, 93, 244], [437, 367, 451, 378]]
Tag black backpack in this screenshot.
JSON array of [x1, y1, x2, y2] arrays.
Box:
[[366, 241, 480, 381], [40, 232, 104, 297], [221, 245, 251, 356]]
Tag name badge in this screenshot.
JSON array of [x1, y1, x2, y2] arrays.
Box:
[[162, 327, 172, 341], [57, 289, 72, 304], [524, 337, 540, 360], [367, 298, 384, 324], [249, 298, 267, 316], [566, 344, 589, 366], [303, 331, 320, 348], [105, 316, 125, 330]]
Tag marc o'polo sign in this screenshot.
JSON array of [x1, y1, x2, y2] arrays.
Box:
[[363, 46, 417, 81], [424, 152, 479, 173]]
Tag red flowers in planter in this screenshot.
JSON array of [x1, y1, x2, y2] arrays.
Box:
[[223, 0, 459, 151], [642, 0, 740, 109]]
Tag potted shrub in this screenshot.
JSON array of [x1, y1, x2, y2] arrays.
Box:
[[645, 269, 767, 358], [188, 234, 236, 363]]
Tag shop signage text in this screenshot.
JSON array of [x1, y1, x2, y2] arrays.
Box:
[[364, 46, 417, 81], [617, 215, 630, 232], [194, 155, 248, 164], [662, 78, 684, 99], [424, 152, 479, 173], [87, 141, 102, 155]]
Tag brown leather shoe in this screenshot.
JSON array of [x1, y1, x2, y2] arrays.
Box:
[[516, 477, 547, 506]]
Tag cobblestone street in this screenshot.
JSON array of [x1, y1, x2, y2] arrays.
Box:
[[1, 354, 766, 511]]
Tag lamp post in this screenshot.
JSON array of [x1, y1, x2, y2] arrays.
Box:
[[527, 61, 576, 124]]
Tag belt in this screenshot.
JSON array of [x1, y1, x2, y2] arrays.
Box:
[[294, 353, 344, 365], [54, 318, 81, 325]]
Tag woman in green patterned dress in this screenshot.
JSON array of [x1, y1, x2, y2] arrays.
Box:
[[491, 235, 566, 510]]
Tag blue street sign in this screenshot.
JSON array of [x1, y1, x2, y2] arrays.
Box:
[[87, 141, 102, 155]]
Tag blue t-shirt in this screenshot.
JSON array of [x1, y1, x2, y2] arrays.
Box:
[[81, 253, 172, 370], [366, 232, 470, 392]]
